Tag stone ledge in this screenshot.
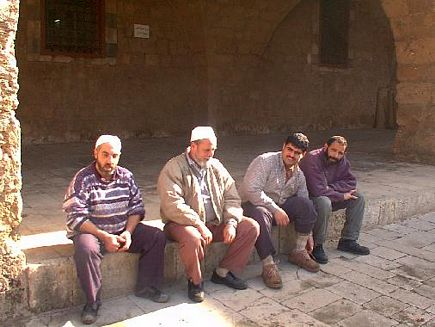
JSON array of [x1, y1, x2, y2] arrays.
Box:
[[22, 191, 435, 313]]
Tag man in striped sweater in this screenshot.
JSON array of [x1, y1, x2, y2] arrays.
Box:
[[63, 135, 168, 325]]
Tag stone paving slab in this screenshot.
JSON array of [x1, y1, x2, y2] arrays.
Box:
[[11, 212, 435, 327]]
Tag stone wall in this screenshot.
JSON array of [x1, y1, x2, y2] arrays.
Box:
[[0, 0, 27, 321], [16, 0, 209, 143], [212, 0, 396, 134], [382, 0, 435, 163], [15, 0, 395, 143]]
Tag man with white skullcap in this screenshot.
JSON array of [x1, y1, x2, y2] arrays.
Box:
[[158, 126, 259, 302], [63, 135, 168, 325]]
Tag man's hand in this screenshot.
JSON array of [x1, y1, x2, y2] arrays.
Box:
[[223, 224, 236, 244], [117, 230, 132, 252], [274, 208, 290, 226], [102, 233, 124, 253], [344, 189, 358, 200], [197, 223, 213, 246]]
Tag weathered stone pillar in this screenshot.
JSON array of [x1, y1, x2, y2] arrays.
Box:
[[0, 0, 26, 321], [382, 0, 435, 163]]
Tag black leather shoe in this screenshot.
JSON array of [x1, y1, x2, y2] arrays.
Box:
[[188, 280, 204, 302], [81, 302, 100, 325], [337, 239, 370, 255], [211, 270, 247, 290], [135, 286, 170, 303], [312, 244, 329, 264]]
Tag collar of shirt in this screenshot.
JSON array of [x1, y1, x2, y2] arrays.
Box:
[[278, 152, 298, 175], [185, 148, 206, 178]]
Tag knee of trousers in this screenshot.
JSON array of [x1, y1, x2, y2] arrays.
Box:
[[288, 198, 317, 223], [74, 244, 101, 263], [179, 233, 203, 252], [313, 196, 332, 215], [156, 229, 168, 247], [353, 192, 365, 205], [237, 217, 260, 239], [246, 218, 261, 239]]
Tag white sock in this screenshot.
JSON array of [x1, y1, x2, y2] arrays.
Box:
[[262, 255, 274, 266], [216, 267, 229, 278], [295, 233, 309, 252]]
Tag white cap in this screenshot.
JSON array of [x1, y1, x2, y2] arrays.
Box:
[[95, 135, 122, 152], [190, 126, 217, 146]]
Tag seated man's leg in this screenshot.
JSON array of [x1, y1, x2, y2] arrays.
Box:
[[333, 192, 370, 255], [164, 222, 205, 302], [311, 196, 332, 264], [242, 202, 282, 289], [281, 196, 319, 272], [72, 233, 103, 324], [129, 223, 169, 303], [209, 217, 260, 289]]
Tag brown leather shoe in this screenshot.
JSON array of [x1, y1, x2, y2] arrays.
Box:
[[262, 263, 282, 289], [288, 249, 320, 273]]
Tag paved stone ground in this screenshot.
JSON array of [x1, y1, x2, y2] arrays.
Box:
[[13, 211, 435, 327]]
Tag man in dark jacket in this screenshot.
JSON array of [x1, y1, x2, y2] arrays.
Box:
[[299, 136, 369, 264]]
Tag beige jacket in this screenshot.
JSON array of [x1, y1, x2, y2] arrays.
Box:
[[157, 152, 243, 226]]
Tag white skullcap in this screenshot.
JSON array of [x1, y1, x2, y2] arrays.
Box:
[[95, 135, 122, 152], [190, 126, 217, 146]]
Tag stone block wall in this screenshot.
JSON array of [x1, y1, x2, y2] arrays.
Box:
[[213, 0, 396, 134], [0, 0, 27, 321], [382, 0, 435, 163], [15, 0, 396, 144], [15, 0, 209, 143]]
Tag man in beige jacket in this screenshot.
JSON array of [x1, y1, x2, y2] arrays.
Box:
[[157, 126, 259, 302]]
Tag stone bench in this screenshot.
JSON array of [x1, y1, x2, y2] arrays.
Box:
[[23, 191, 435, 313]]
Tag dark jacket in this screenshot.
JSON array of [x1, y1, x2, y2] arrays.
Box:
[[299, 148, 357, 202]]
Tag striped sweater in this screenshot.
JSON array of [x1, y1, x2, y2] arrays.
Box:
[[63, 163, 145, 238]]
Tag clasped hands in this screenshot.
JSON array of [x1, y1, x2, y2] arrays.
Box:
[[103, 230, 132, 253]]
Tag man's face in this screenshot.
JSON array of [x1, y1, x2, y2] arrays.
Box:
[[282, 142, 304, 168], [324, 141, 346, 163], [190, 139, 216, 168], [94, 143, 121, 179]]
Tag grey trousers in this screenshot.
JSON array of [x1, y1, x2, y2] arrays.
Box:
[[312, 192, 365, 245], [72, 223, 167, 305]]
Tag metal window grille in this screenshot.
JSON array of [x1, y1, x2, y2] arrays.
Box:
[[42, 0, 103, 56], [319, 0, 350, 67]]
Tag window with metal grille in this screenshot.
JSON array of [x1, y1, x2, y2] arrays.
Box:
[[42, 0, 104, 56], [319, 0, 350, 67]]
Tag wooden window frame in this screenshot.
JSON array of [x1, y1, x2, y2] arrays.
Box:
[[41, 0, 105, 58]]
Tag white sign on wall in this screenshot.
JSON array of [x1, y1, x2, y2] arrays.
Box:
[[134, 24, 150, 39]]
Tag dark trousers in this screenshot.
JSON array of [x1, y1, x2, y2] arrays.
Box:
[[242, 196, 317, 260], [72, 223, 166, 305]]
